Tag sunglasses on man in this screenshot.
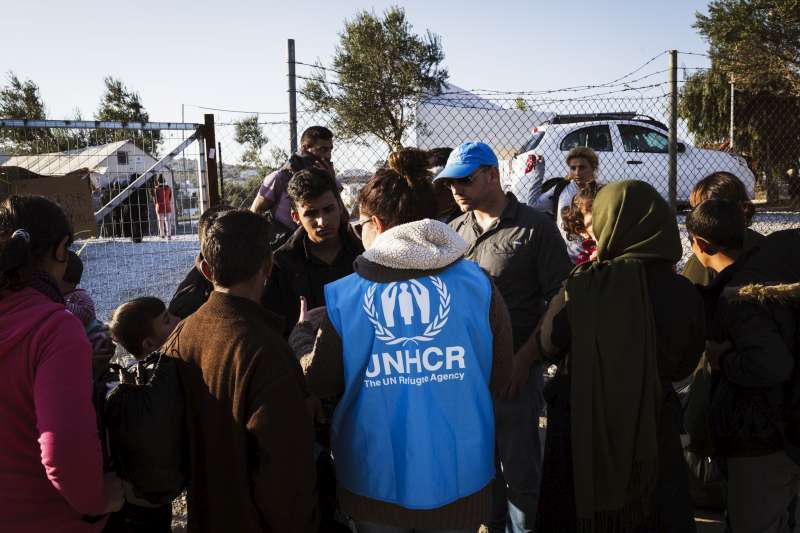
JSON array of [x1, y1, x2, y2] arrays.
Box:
[[437, 167, 485, 189]]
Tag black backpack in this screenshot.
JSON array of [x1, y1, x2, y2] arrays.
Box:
[[103, 352, 188, 505]]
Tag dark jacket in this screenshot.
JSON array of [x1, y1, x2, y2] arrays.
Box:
[[263, 224, 363, 337], [450, 193, 572, 350], [536, 261, 706, 532], [168, 255, 213, 320], [705, 229, 800, 457], [163, 292, 317, 533], [683, 228, 764, 286]]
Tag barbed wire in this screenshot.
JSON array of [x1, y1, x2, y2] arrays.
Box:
[[184, 104, 288, 115], [294, 50, 672, 99], [216, 121, 291, 126], [677, 50, 712, 58]]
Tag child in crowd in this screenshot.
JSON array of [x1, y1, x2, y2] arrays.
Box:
[[60, 250, 115, 372], [109, 297, 180, 359], [560, 185, 600, 265], [687, 200, 800, 532], [60, 250, 95, 327], [105, 296, 181, 533]]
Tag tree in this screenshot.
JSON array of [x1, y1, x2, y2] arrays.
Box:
[[0, 72, 52, 153], [679, 65, 800, 200], [694, 0, 800, 95], [514, 97, 528, 111], [222, 174, 264, 209], [234, 115, 271, 174], [303, 6, 448, 151], [95, 76, 162, 155]]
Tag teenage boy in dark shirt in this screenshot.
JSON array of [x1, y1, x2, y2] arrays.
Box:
[[262, 167, 363, 338], [688, 199, 800, 533], [163, 210, 317, 532]]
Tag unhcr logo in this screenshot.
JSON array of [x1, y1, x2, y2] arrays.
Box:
[[363, 276, 451, 346]]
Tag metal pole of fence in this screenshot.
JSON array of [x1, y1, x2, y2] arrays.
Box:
[[729, 81, 735, 150], [288, 38, 298, 154], [204, 114, 220, 207], [668, 49, 678, 211], [218, 141, 224, 201]]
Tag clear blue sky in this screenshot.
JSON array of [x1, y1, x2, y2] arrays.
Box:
[[1, 0, 712, 123]]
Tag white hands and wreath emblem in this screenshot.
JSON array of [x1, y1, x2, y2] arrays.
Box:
[[363, 276, 451, 346]]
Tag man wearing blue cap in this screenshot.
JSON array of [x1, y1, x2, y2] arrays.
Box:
[[436, 141, 572, 533]]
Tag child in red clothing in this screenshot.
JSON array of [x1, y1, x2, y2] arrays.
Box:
[[561, 186, 601, 265], [152, 175, 173, 240]]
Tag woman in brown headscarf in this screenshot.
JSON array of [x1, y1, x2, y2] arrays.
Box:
[[533, 180, 706, 532]]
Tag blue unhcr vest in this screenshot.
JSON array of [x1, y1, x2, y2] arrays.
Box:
[[324, 258, 495, 509]]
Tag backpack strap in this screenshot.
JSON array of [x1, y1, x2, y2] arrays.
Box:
[[541, 178, 571, 219], [541, 177, 566, 194]]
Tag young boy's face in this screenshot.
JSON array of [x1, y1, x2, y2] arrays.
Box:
[[142, 310, 180, 353], [291, 191, 341, 244]]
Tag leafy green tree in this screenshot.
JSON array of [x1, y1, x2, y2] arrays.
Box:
[[694, 0, 800, 94], [0, 72, 53, 153], [303, 6, 448, 151], [683, 0, 800, 200], [679, 65, 800, 200], [514, 98, 528, 112], [95, 76, 162, 155], [234, 115, 271, 174], [222, 174, 264, 208]]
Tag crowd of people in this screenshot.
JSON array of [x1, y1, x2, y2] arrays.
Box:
[[0, 126, 798, 533]]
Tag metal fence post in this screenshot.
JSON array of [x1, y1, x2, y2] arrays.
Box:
[[729, 81, 735, 150], [288, 38, 298, 154], [203, 114, 220, 207], [668, 49, 678, 211], [217, 141, 224, 200], [196, 135, 207, 214]]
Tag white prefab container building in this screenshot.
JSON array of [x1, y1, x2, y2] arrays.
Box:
[[0, 140, 159, 189]]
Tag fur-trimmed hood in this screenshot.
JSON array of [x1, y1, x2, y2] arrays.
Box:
[[362, 218, 467, 271], [733, 282, 800, 306]]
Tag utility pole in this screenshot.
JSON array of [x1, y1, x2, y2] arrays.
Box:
[[667, 49, 678, 211], [217, 141, 224, 201], [288, 39, 298, 154]]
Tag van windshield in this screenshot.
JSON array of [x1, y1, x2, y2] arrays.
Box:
[[519, 131, 544, 154]]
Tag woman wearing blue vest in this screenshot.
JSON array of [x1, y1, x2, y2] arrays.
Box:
[[306, 150, 514, 533]]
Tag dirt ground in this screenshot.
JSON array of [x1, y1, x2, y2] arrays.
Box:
[[171, 496, 726, 532]]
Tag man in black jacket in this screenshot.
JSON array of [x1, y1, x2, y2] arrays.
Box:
[[688, 199, 800, 533], [168, 205, 232, 319], [262, 167, 363, 338]]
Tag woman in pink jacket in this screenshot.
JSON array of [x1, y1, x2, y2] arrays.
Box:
[[0, 195, 122, 532]]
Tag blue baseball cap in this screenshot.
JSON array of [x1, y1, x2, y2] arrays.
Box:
[[434, 141, 498, 181]]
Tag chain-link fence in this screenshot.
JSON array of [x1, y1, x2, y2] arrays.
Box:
[[288, 50, 799, 262], [0, 120, 211, 321], [2, 50, 798, 322]]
